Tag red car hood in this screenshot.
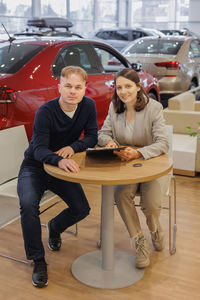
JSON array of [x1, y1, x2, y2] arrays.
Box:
[[0, 73, 13, 81]]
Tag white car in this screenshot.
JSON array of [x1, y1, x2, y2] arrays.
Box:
[[122, 36, 200, 107]]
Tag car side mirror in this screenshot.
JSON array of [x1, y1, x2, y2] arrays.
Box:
[[131, 62, 142, 72]]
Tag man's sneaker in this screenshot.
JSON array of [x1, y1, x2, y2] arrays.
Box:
[[47, 220, 62, 251], [32, 259, 48, 288], [135, 236, 150, 269], [151, 229, 165, 251]]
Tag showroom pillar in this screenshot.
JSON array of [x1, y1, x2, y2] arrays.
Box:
[[189, 0, 200, 33], [32, 0, 41, 18], [117, 0, 132, 27], [168, 0, 177, 29], [66, 0, 70, 19]]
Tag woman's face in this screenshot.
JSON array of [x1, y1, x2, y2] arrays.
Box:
[[115, 76, 140, 105]]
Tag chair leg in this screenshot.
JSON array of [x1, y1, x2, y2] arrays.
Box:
[[168, 176, 177, 255], [41, 222, 78, 236], [0, 253, 31, 265], [97, 228, 102, 248], [65, 223, 78, 236], [0, 199, 79, 264]]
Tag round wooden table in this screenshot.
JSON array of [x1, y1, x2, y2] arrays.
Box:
[[44, 152, 172, 289]]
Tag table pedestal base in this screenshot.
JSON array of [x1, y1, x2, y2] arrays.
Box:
[[71, 250, 144, 289]]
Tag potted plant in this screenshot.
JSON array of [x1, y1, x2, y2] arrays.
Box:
[[186, 122, 200, 138]]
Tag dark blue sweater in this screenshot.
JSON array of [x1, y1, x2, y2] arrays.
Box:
[[24, 96, 98, 167]]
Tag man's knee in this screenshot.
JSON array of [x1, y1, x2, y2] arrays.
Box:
[[82, 205, 91, 218], [19, 192, 41, 216], [75, 205, 90, 223]]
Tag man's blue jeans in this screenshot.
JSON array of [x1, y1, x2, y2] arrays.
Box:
[[17, 161, 90, 261]]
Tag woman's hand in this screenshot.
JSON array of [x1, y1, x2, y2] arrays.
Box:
[[105, 140, 118, 148], [55, 146, 74, 158], [58, 158, 80, 173], [114, 147, 142, 161]]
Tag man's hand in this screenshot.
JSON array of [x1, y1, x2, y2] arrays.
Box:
[[114, 147, 142, 161], [58, 158, 80, 173], [56, 146, 74, 158], [105, 140, 118, 148]]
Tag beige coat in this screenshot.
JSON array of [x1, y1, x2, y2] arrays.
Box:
[[98, 98, 169, 160]]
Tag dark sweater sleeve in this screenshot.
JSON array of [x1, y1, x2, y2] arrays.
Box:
[[69, 100, 98, 153], [32, 106, 63, 166]]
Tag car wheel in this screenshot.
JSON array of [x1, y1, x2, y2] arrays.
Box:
[[148, 92, 157, 101], [189, 81, 197, 90]]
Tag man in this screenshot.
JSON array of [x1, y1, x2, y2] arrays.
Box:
[[17, 66, 98, 288]]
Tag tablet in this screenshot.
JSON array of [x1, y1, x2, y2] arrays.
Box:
[[86, 146, 126, 156]]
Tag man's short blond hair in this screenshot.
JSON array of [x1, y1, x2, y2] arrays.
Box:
[[61, 66, 88, 81]]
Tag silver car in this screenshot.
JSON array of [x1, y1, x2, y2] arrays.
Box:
[[122, 36, 200, 105], [91, 27, 165, 52]]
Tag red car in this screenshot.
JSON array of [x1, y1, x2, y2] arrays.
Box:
[[0, 37, 160, 141]]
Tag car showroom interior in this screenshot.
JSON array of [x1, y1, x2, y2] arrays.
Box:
[[0, 0, 200, 299]]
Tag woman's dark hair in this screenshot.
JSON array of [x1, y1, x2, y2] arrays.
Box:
[[112, 68, 149, 113]]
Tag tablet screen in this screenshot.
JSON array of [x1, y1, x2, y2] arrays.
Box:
[[86, 146, 126, 155]]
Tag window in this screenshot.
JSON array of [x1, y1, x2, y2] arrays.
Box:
[[94, 46, 126, 73], [130, 30, 146, 40], [189, 40, 200, 58], [52, 44, 98, 77], [96, 29, 130, 41], [0, 43, 45, 74], [114, 30, 129, 41], [41, 0, 66, 18], [130, 0, 190, 30], [96, 31, 113, 40], [125, 39, 183, 55]]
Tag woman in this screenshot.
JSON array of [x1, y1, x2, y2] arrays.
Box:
[[98, 68, 169, 269]]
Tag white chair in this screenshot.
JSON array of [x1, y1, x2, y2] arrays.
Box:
[[0, 125, 77, 264], [163, 125, 177, 255], [97, 125, 177, 255]]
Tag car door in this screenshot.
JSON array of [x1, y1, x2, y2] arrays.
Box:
[[51, 42, 107, 128], [88, 42, 131, 128], [188, 40, 200, 87], [130, 30, 146, 41], [51, 42, 129, 129]]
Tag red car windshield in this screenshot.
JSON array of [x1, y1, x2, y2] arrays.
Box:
[[0, 43, 45, 74]]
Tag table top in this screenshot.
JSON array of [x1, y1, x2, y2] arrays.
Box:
[[44, 152, 173, 185]]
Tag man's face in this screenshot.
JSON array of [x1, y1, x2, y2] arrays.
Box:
[[58, 73, 86, 108]]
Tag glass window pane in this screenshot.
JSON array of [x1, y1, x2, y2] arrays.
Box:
[[190, 41, 200, 58], [115, 30, 129, 41], [69, 0, 93, 38], [94, 0, 117, 27], [0, 42, 45, 74], [131, 0, 189, 30], [41, 0, 66, 17], [52, 44, 99, 77], [94, 46, 125, 73], [125, 38, 183, 55], [1, 0, 31, 15], [0, 0, 31, 34]]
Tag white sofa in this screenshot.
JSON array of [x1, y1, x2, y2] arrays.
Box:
[[163, 92, 200, 176]]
